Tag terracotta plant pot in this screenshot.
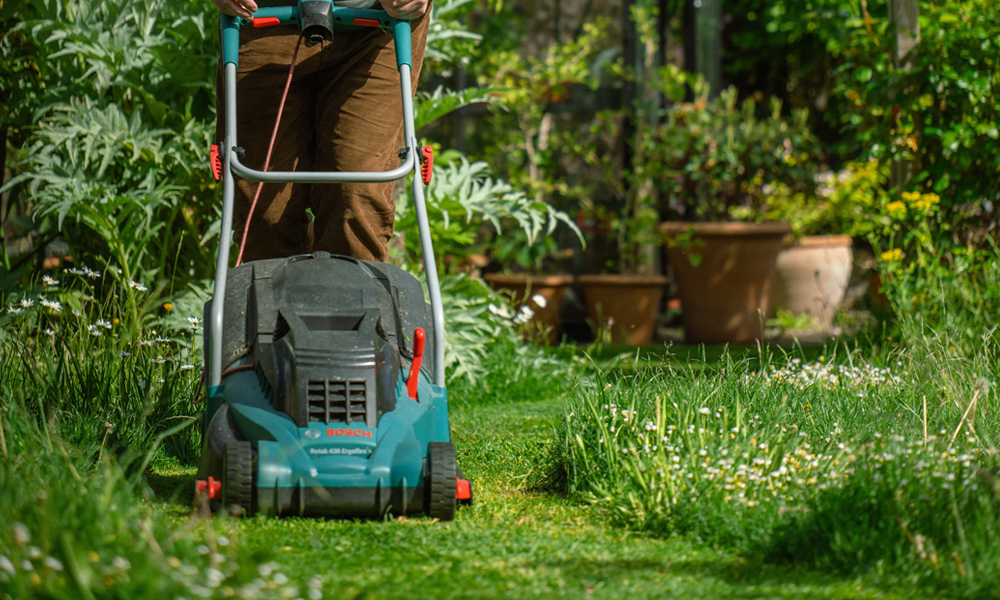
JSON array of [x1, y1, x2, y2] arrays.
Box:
[[577, 274, 668, 346], [770, 235, 853, 332], [483, 273, 573, 345], [661, 221, 790, 344]]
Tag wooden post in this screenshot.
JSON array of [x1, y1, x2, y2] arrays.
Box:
[[891, 0, 920, 70], [622, 0, 638, 178], [658, 0, 670, 71], [682, 0, 721, 97], [694, 0, 722, 97], [890, 0, 920, 191]]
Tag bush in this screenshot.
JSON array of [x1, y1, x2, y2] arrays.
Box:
[[726, 0, 1000, 234], [651, 86, 821, 222], [1, 0, 219, 297]]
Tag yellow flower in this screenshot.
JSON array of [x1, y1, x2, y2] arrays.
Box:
[[881, 248, 903, 261], [163, 302, 173, 312], [886, 201, 907, 215], [901, 191, 921, 202], [914, 193, 940, 212]]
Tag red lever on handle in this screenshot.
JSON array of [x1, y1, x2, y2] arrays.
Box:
[[252, 17, 281, 28], [406, 328, 425, 401], [420, 146, 433, 185], [210, 144, 223, 182]]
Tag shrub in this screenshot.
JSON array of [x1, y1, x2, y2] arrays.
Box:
[[1, 0, 219, 296], [651, 86, 822, 223]]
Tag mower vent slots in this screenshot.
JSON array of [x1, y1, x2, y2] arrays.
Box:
[[274, 314, 291, 341], [255, 363, 274, 399], [307, 378, 368, 423], [242, 254, 422, 430]]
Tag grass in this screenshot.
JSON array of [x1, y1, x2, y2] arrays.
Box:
[[559, 346, 1000, 598], [3, 260, 1000, 599], [3, 334, 987, 599], [144, 396, 924, 600]]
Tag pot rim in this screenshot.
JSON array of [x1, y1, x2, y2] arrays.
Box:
[[791, 234, 854, 248], [577, 274, 669, 286], [660, 221, 792, 236], [482, 273, 575, 286]]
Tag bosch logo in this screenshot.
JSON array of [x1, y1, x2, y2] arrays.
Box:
[[327, 428, 373, 439]]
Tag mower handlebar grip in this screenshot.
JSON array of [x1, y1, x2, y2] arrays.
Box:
[[220, 5, 409, 68]]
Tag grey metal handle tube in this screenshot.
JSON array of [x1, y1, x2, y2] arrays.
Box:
[[210, 60, 446, 388], [230, 149, 416, 183], [209, 61, 241, 387], [399, 64, 446, 386]]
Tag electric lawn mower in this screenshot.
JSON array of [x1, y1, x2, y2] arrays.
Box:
[[194, 1, 472, 520]]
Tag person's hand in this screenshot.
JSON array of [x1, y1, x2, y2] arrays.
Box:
[[378, 0, 430, 20], [212, 0, 258, 19]]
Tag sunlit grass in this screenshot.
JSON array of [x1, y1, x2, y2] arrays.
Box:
[[560, 347, 1000, 597]]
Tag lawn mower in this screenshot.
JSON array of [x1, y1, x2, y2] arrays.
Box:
[[195, 1, 471, 520]]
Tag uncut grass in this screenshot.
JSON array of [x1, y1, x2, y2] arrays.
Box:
[[0, 275, 271, 598], [0, 274, 203, 462], [0, 398, 330, 600], [561, 346, 1000, 597]]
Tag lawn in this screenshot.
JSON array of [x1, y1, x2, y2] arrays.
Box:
[[144, 387, 927, 600], [2, 281, 997, 600]]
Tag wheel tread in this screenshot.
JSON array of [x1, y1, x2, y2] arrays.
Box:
[[427, 442, 457, 521], [223, 441, 254, 516]]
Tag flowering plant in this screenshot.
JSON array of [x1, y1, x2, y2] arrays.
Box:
[[649, 86, 822, 223], [742, 159, 891, 238]]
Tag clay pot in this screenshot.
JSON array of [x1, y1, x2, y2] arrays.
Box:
[[577, 274, 669, 346], [483, 274, 573, 345], [661, 221, 790, 344], [770, 235, 853, 332]]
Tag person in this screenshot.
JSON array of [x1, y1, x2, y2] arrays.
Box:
[[210, 0, 432, 263]]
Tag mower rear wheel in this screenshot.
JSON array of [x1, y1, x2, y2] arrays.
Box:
[[222, 441, 254, 517], [426, 442, 457, 521]]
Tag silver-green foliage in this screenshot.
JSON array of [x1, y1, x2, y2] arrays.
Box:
[[424, 0, 482, 66], [437, 273, 511, 381], [2, 0, 217, 297], [396, 155, 581, 271]]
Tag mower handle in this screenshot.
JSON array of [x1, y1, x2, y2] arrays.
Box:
[[220, 4, 412, 69], [210, 0, 448, 390]]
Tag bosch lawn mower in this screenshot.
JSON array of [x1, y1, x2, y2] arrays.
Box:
[[194, 1, 472, 519]]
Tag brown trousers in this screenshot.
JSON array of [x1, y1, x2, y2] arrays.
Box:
[[217, 10, 429, 262]]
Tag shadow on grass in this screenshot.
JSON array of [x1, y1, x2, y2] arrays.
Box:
[[144, 467, 197, 506], [554, 342, 831, 373], [540, 552, 930, 599]]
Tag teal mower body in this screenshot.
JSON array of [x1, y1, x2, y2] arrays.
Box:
[[196, 2, 470, 520]]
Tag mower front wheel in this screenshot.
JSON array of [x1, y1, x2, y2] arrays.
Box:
[[222, 441, 254, 517], [426, 442, 457, 521]]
